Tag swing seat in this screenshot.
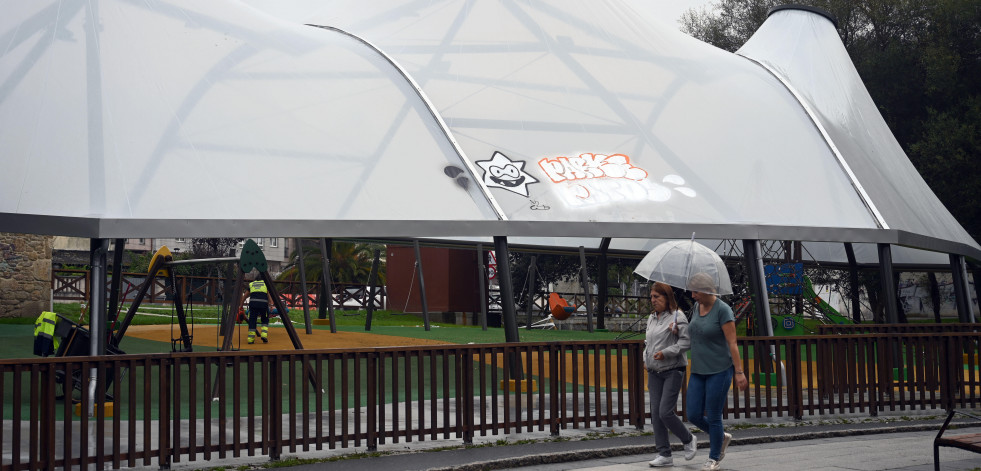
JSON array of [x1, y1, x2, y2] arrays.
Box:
[[548, 293, 576, 321]]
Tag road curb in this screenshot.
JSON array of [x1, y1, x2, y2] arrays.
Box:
[[425, 421, 981, 471]]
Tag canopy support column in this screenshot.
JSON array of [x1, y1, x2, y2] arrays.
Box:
[[318, 238, 337, 333], [743, 239, 774, 337], [972, 263, 981, 322], [494, 236, 522, 380], [877, 244, 899, 324], [365, 249, 381, 331], [950, 254, 975, 323], [86, 238, 109, 417], [477, 244, 488, 331], [524, 255, 537, 330], [413, 240, 431, 331], [597, 238, 611, 330], [295, 238, 312, 334], [744, 239, 780, 377], [844, 243, 862, 323], [107, 239, 125, 324], [579, 246, 594, 333], [89, 238, 109, 356]]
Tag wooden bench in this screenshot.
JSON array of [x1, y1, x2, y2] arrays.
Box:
[[934, 408, 981, 471]]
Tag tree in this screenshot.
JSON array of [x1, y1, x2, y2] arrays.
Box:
[[682, 0, 981, 241], [278, 240, 386, 285], [189, 238, 243, 278]]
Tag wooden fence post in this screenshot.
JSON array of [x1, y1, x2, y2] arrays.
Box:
[[367, 352, 378, 452]]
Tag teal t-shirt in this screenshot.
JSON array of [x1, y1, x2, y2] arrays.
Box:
[[688, 298, 735, 375]]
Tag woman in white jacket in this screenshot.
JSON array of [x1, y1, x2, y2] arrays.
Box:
[[644, 282, 697, 467]]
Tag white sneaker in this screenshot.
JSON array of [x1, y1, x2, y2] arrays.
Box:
[[719, 432, 732, 461], [701, 458, 721, 470], [649, 455, 673, 467], [684, 437, 697, 460]]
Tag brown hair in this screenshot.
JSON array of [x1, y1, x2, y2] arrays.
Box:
[[650, 282, 679, 312]]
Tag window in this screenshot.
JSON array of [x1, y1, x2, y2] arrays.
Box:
[[270, 238, 279, 248], [138, 238, 145, 244], [257, 238, 264, 247], [176, 238, 185, 242]]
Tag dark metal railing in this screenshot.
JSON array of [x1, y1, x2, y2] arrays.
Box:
[[817, 323, 981, 335], [2, 334, 979, 470]]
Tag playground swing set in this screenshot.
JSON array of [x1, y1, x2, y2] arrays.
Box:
[[48, 239, 319, 406], [514, 254, 583, 331]]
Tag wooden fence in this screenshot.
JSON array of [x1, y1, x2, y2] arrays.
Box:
[[52, 269, 649, 315], [1, 332, 979, 470], [51, 270, 387, 311]]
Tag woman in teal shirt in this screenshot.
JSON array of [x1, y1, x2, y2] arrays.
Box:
[[686, 273, 748, 471]]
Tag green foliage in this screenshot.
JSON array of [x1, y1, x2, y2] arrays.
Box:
[[277, 241, 386, 285], [682, 0, 981, 241]]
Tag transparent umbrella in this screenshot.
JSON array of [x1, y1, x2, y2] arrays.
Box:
[[633, 240, 733, 295]]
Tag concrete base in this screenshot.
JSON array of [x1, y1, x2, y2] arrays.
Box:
[[74, 402, 113, 418], [500, 379, 538, 392]]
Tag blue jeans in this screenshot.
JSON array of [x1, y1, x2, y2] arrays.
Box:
[[686, 367, 733, 460]]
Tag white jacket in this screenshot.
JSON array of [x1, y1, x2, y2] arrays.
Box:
[[643, 309, 690, 373]]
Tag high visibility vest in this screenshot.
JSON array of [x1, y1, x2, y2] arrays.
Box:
[[249, 281, 269, 303], [33, 311, 60, 353]]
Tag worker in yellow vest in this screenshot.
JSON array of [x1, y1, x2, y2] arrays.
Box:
[[33, 311, 60, 356], [247, 278, 270, 344]]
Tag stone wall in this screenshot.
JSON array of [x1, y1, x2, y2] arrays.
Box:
[[0, 233, 53, 318]]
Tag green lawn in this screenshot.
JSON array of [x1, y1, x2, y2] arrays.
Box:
[[1, 303, 628, 360]]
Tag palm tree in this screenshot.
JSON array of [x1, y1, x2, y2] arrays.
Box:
[[278, 240, 386, 285]]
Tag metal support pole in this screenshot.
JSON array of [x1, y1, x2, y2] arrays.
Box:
[[844, 243, 862, 323], [597, 238, 611, 330], [579, 246, 594, 333], [743, 240, 781, 380], [972, 263, 981, 323], [743, 240, 774, 337], [107, 238, 124, 323], [477, 244, 488, 331], [365, 249, 381, 331], [319, 238, 337, 332], [525, 255, 537, 330], [295, 238, 313, 334], [950, 254, 975, 323], [87, 238, 109, 417], [494, 236, 522, 380], [89, 239, 109, 355], [413, 240, 431, 331], [878, 244, 899, 324]]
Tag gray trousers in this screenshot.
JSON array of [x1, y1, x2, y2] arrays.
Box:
[[648, 367, 693, 457]]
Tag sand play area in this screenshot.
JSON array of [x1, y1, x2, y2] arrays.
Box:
[[124, 324, 453, 351]]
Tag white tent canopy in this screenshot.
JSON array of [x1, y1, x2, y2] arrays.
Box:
[[1, 0, 978, 261]]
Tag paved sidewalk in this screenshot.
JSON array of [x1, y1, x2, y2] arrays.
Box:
[[504, 428, 981, 471], [232, 414, 981, 471]]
